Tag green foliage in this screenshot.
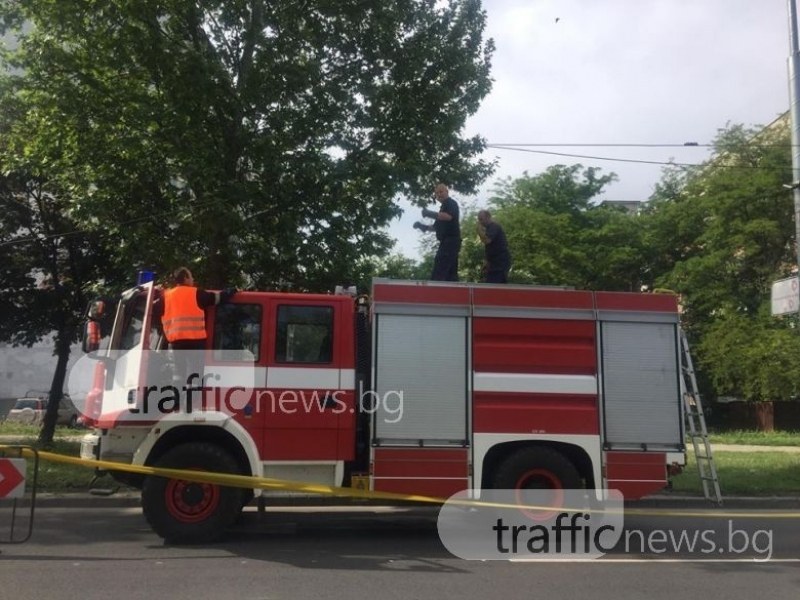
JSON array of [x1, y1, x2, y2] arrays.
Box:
[[646, 119, 797, 404], [698, 311, 800, 401], [648, 123, 793, 327], [354, 252, 431, 292], [461, 165, 649, 290], [0, 166, 129, 444], [0, 0, 495, 291]]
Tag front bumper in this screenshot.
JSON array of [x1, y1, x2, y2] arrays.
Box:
[[80, 432, 101, 461]]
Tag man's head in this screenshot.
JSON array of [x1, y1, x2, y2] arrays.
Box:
[[434, 183, 449, 202], [477, 210, 492, 226], [173, 267, 194, 286]]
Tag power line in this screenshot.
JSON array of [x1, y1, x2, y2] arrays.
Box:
[[486, 145, 791, 169], [2, 143, 789, 248], [489, 143, 713, 148], [487, 142, 794, 148]]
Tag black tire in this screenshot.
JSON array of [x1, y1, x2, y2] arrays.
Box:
[[142, 442, 244, 544], [492, 447, 583, 519]]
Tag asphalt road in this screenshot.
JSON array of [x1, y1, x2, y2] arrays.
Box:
[[0, 502, 798, 600]]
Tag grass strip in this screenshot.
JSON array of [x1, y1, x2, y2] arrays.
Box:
[[671, 450, 800, 495]]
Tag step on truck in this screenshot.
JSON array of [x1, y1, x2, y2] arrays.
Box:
[[78, 278, 686, 543]]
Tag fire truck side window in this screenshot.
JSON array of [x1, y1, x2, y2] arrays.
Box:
[[212, 304, 262, 362], [275, 305, 333, 364], [117, 293, 148, 351]]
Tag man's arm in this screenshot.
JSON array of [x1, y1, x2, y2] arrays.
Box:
[[422, 202, 455, 222], [196, 288, 236, 308], [478, 222, 497, 245]]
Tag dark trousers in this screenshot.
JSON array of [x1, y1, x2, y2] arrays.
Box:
[[484, 268, 509, 284], [431, 236, 461, 281]]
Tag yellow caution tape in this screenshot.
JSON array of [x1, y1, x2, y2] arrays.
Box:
[[4, 445, 799, 519]]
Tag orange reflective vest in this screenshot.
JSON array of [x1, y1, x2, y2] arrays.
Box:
[[162, 286, 206, 342]]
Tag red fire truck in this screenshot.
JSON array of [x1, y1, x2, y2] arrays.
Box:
[[79, 278, 686, 542]]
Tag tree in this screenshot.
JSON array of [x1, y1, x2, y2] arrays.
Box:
[[0, 172, 127, 444], [354, 252, 430, 291], [645, 120, 796, 426], [467, 165, 649, 289], [0, 0, 495, 291], [647, 123, 793, 334], [0, 1, 496, 439], [0, 31, 137, 443]]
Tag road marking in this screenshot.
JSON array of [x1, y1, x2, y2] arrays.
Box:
[[510, 558, 799, 563]]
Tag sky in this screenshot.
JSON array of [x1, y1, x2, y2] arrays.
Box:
[[388, 0, 792, 259]]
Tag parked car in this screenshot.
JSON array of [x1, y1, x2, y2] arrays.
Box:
[[5, 391, 80, 428]]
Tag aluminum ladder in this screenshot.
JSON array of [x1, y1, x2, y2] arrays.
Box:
[[679, 329, 722, 505]]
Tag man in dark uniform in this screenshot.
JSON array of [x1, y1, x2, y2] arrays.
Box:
[[477, 210, 511, 283], [413, 183, 461, 281]]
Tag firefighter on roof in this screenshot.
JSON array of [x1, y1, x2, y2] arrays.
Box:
[[477, 209, 512, 284], [413, 183, 461, 281]]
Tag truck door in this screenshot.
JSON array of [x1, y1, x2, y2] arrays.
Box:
[[102, 281, 157, 422], [261, 297, 355, 463]]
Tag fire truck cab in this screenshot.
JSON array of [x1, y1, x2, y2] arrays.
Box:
[[80, 278, 686, 543]]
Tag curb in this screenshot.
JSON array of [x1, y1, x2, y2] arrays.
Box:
[[30, 491, 142, 508], [20, 491, 800, 511], [25, 491, 430, 509]]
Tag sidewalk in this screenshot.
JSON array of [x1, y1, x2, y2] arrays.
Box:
[[629, 493, 800, 510]]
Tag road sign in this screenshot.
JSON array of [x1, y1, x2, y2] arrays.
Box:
[[771, 276, 800, 316], [0, 458, 26, 499]]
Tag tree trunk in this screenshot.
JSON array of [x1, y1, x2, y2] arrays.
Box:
[[754, 401, 774, 433], [38, 329, 73, 446]]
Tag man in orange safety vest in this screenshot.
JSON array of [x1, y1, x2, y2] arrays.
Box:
[[156, 266, 236, 389]]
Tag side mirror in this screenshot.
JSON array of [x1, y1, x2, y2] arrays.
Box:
[[87, 300, 105, 320], [82, 320, 101, 354]]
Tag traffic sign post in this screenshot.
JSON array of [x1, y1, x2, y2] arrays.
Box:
[[0, 459, 25, 499], [0, 446, 38, 546]]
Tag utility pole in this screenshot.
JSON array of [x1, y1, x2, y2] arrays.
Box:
[[788, 0, 800, 315]]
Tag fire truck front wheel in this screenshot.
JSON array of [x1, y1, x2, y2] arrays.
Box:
[[141, 442, 244, 544]]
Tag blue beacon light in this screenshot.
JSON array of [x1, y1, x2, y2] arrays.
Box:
[[137, 270, 156, 285]]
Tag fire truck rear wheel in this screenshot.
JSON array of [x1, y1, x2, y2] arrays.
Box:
[[142, 442, 244, 544], [492, 447, 582, 492]]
